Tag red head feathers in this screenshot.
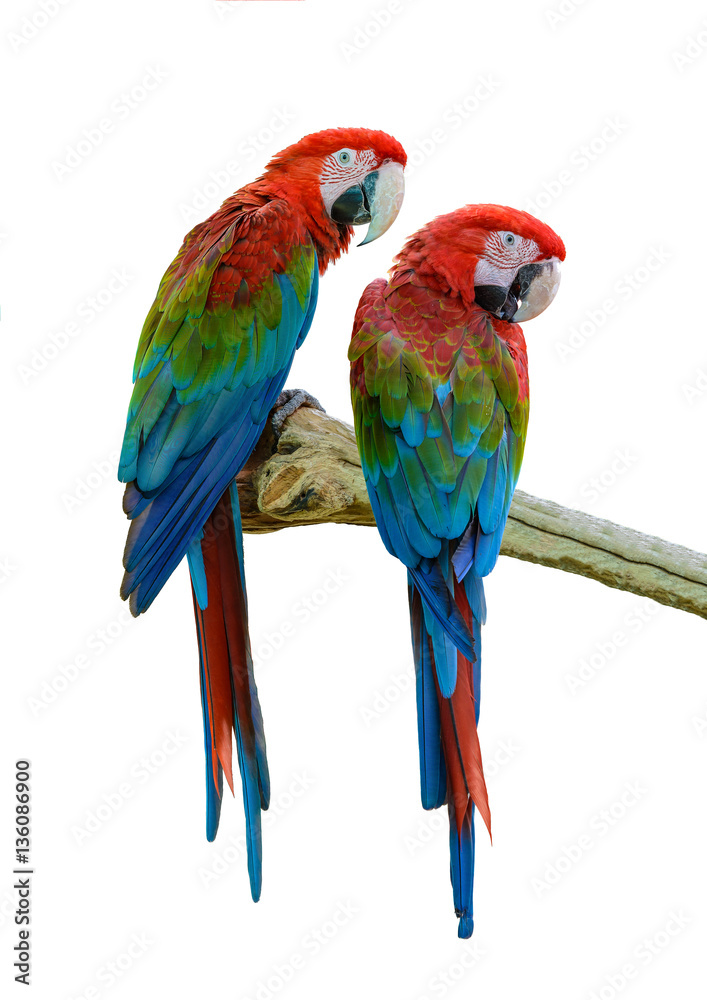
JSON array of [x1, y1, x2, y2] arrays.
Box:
[[392, 203, 565, 318]]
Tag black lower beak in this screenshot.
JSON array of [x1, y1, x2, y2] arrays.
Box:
[[474, 284, 515, 319], [475, 263, 545, 322], [331, 182, 372, 226]]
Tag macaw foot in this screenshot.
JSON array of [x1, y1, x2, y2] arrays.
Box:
[[270, 389, 325, 440]]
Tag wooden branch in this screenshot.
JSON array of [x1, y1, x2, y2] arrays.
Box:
[[237, 406, 707, 620]]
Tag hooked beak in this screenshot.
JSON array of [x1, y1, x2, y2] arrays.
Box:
[[511, 257, 562, 322], [330, 161, 405, 246], [358, 161, 405, 245], [475, 257, 562, 323]]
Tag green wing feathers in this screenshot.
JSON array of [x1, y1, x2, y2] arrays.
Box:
[[119, 201, 316, 489], [349, 279, 528, 566]]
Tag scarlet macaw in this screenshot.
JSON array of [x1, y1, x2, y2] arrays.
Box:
[[118, 128, 406, 900], [349, 205, 565, 936]]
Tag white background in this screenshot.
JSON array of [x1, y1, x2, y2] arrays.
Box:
[[2, 0, 707, 997]]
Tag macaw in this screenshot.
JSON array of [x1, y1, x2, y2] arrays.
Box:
[[118, 127, 406, 901], [349, 205, 565, 936]]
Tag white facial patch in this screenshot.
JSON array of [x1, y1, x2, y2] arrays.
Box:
[[319, 148, 378, 214], [475, 231, 541, 286]]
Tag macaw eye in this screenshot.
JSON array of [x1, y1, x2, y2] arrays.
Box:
[[337, 150, 352, 165], [503, 232, 516, 247]]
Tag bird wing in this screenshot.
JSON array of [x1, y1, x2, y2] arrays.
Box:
[[349, 275, 528, 653], [119, 197, 319, 614]]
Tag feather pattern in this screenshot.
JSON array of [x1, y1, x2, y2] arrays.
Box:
[[118, 208, 317, 893], [117, 127, 408, 897], [191, 486, 269, 898], [349, 231, 533, 937]]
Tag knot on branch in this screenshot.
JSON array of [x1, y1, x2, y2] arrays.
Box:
[[237, 407, 375, 533]]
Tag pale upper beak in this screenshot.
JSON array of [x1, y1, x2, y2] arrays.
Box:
[[329, 161, 405, 246], [358, 160, 405, 245], [511, 257, 562, 322]]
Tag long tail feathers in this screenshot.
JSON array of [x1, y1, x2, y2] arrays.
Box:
[[449, 800, 476, 939], [190, 483, 269, 901], [410, 586, 447, 810], [410, 571, 489, 938]]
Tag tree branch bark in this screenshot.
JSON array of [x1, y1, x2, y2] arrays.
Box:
[[236, 406, 707, 620]]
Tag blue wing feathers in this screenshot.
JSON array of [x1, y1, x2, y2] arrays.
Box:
[[400, 401, 426, 447]]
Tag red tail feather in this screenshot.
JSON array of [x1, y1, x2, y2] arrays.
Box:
[[193, 504, 235, 795], [213, 497, 260, 771], [192, 492, 262, 802], [436, 579, 491, 838]]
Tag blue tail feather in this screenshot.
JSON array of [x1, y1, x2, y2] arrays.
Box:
[[227, 484, 270, 809], [232, 692, 264, 901], [409, 579, 447, 809], [423, 612, 458, 698], [409, 568, 487, 936], [450, 803, 476, 939], [193, 595, 223, 841], [409, 560, 474, 663], [187, 533, 208, 610], [189, 486, 270, 900]]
